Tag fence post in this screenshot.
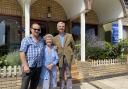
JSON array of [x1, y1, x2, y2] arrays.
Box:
[[13, 66, 17, 76], [2, 66, 7, 77], [17, 65, 22, 76], [7, 66, 12, 77]]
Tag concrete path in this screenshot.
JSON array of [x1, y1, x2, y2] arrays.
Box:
[[55, 82, 97, 89], [55, 75, 128, 89], [90, 75, 128, 89]]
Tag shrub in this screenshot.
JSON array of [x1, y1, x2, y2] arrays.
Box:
[[85, 41, 122, 60], [0, 55, 8, 67], [5, 51, 21, 66], [86, 47, 108, 60], [107, 46, 120, 59]]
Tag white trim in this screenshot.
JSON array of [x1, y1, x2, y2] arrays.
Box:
[[24, 0, 30, 37], [80, 12, 86, 62]]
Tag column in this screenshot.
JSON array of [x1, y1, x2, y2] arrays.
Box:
[[24, 0, 30, 37], [80, 12, 85, 62], [118, 19, 123, 41]]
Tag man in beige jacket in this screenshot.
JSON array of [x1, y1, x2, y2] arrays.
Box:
[[53, 22, 75, 89]]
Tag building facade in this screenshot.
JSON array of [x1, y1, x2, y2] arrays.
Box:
[[0, 0, 127, 61]]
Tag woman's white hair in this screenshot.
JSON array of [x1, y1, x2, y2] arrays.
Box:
[[44, 34, 53, 41]]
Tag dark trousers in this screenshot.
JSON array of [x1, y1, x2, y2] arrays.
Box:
[[21, 67, 41, 89], [59, 56, 72, 89]]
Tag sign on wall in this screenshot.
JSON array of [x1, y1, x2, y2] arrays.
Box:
[[0, 21, 5, 46], [112, 22, 118, 44]]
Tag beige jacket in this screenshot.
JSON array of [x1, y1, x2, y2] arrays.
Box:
[[53, 33, 75, 67]]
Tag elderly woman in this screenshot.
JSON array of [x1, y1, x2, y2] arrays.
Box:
[[38, 34, 58, 89]]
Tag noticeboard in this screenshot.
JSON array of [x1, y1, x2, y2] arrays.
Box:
[[112, 23, 118, 44]]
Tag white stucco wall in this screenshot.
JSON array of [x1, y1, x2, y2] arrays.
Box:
[[54, 0, 85, 19], [92, 0, 124, 24]]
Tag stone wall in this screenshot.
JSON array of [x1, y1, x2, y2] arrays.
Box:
[[0, 77, 21, 89], [1, 61, 128, 89], [76, 61, 128, 80]]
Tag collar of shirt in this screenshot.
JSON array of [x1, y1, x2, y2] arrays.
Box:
[[59, 33, 64, 37], [30, 34, 43, 44]]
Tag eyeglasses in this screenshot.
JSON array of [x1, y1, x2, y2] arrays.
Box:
[[32, 28, 40, 31]]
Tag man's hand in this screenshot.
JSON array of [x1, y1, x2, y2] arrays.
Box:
[[22, 63, 30, 73], [54, 46, 58, 52]]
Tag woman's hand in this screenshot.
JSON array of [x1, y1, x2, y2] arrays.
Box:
[[47, 63, 53, 70]]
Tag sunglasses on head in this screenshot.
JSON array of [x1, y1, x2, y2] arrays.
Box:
[[32, 28, 40, 31]]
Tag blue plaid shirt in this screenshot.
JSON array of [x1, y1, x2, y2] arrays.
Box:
[[20, 35, 44, 67]]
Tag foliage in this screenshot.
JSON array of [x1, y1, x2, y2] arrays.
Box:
[[85, 32, 127, 60], [0, 51, 21, 67], [103, 41, 112, 50], [74, 39, 81, 60], [86, 47, 107, 60], [0, 55, 8, 67], [118, 39, 128, 54], [107, 46, 120, 59], [75, 40, 80, 45], [86, 41, 123, 60], [5, 51, 21, 66], [70, 32, 128, 61]]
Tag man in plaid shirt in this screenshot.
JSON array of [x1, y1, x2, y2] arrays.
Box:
[[19, 23, 44, 89]]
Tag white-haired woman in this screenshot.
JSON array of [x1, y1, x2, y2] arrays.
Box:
[[38, 34, 58, 89]]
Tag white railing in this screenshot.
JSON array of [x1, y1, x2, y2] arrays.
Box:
[[89, 59, 127, 67], [0, 59, 127, 77], [0, 65, 22, 77]]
